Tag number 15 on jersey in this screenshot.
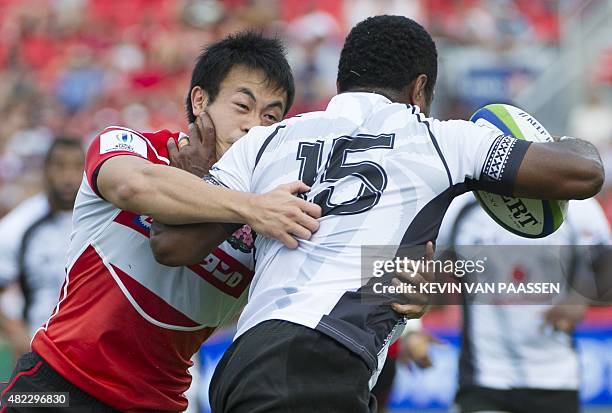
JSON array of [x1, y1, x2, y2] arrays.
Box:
[[296, 133, 395, 216]]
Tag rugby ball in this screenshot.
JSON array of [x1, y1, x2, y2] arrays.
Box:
[[470, 103, 567, 238]]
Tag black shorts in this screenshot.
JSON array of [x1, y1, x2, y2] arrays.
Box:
[[0, 352, 118, 412], [209, 319, 377, 413], [455, 385, 580, 413]]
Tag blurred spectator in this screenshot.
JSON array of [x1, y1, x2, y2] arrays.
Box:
[[0, 138, 84, 358], [287, 9, 342, 114], [55, 46, 104, 112], [0, 0, 605, 223], [0, 0, 571, 214]]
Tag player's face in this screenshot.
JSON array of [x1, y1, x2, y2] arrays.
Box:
[[45, 146, 85, 210], [194, 65, 287, 156]]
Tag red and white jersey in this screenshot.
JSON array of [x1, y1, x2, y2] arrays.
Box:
[[31, 126, 255, 413]]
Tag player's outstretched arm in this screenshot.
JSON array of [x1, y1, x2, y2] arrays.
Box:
[[513, 137, 604, 200], [97, 156, 321, 244], [150, 181, 322, 266], [98, 155, 247, 224]]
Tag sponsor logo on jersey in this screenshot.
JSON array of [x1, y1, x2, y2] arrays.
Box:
[[114, 211, 152, 236], [117, 132, 134, 144], [99, 130, 148, 157], [227, 225, 255, 253], [134, 215, 153, 231], [189, 248, 253, 298]]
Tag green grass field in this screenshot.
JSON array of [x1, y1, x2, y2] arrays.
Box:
[[0, 341, 13, 382]]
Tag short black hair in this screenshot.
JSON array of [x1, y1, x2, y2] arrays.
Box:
[[186, 31, 295, 123], [45, 137, 84, 166], [337, 15, 437, 101]]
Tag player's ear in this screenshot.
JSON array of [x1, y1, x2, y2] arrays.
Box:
[[191, 86, 209, 117], [409, 74, 428, 109]]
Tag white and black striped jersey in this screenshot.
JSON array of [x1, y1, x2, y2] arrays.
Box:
[[438, 193, 611, 390], [209, 92, 531, 385], [0, 193, 72, 336]]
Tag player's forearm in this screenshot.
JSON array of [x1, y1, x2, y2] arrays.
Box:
[[115, 163, 251, 225], [150, 222, 229, 266], [513, 138, 604, 200], [551, 138, 604, 198]]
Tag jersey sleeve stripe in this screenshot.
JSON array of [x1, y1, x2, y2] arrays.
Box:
[[412, 110, 453, 186]]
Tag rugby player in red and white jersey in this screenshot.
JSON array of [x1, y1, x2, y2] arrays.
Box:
[[2, 32, 321, 413]]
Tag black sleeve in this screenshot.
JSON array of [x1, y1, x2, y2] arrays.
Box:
[[474, 135, 531, 195]]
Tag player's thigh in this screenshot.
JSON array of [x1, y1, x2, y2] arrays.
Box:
[[211, 320, 373, 413], [284, 327, 373, 413], [209, 321, 300, 413], [454, 386, 514, 413]]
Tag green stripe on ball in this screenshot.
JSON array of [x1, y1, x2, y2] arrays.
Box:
[[486, 104, 525, 140]]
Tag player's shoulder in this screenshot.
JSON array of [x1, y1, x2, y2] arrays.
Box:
[[98, 125, 180, 147], [232, 111, 329, 154], [143, 128, 184, 144], [428, 117, 504, 155], [429, 117, 482, 134], [0, 193, 50, 236], [273, 110, 327, 129], [250, 112, 325, 133], [91, 126, 183, 164], [262, 111, 330, 139], [237, 119, 300, 148]]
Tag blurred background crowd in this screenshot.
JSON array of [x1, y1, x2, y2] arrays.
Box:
[[0, 0, 611, 217], [0, 0, 611, 410]]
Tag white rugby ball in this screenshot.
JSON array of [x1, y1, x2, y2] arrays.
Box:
[[470, 103, 567, 238]]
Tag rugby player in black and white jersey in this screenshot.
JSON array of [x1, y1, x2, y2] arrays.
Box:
[[0, 138, 84, 358], [151, 16, 605, 413], [439, 193, 610, 413]]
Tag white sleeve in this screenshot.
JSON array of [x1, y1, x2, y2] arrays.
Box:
[[431, 119, 531, 194], [208, 125, 275, 192]]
